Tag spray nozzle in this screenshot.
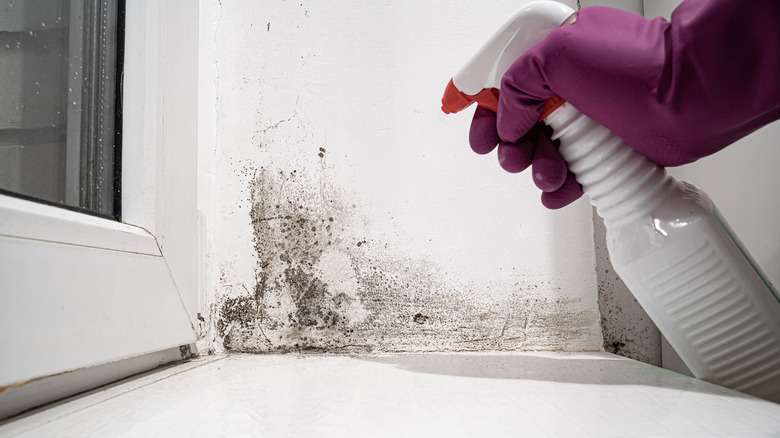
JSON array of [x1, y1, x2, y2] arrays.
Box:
[[441, 79, 500, 114], [442, 2, 576, 119]]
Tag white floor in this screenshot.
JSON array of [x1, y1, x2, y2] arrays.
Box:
[[2, 352, 780, 437]]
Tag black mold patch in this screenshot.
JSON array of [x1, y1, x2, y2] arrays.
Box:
[[217, 296, 259, 349], [413, 313, 429, 324], [217, 167, 367, 352], [593, 210, 661, 365], [216, 165, 599, 353]]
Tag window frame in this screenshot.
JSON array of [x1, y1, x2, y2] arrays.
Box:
[[0, 0, 203, 417]]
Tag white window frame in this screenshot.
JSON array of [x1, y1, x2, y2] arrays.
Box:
[[0, 0, 204, 417]]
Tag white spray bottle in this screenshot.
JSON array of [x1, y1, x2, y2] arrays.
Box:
[[442, 1, 780, 402]]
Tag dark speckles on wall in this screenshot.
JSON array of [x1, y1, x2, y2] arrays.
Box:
[[592, 208, 661, 366], [215, 165, 599, 353], [216, 166, 369, 352], [413, 313, 429, 324]]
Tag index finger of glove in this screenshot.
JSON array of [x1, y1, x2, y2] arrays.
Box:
[[497, 46, 557, 143], [469, 106, 501, 155]]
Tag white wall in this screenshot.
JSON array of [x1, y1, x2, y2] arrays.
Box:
[[207, 0, 603, 353]]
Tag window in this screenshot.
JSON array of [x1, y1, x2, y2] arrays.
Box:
[[0, 0, 203, 419], [0, 0, 122, 218]]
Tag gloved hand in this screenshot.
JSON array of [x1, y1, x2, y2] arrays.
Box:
[[470, 0, 780, 209]]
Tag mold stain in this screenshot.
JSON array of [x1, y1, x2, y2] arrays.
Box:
[[593, 210, 661, 366], [216, 164, 599, 353], [217, 166, 368, 352]]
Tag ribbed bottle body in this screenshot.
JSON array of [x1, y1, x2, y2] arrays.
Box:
[[545, 103, 780, 402]]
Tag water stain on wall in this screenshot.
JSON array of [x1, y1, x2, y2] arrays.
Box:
[[216, 164, 599, 353]]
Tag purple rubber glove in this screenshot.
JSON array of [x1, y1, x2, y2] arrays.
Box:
[[471, 0, 780, 209]]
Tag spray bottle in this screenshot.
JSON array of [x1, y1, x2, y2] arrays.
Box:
[[442, 1, 780, 402]]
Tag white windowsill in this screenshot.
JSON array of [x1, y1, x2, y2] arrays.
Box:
[[2, 352, 779, 436]]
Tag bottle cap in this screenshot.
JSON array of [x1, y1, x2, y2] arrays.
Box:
[[538, 95, 566, 121]]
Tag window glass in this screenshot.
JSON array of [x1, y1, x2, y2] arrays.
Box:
[[0, 0, 122, 218]]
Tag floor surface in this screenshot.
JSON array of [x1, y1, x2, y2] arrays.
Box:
[[2, 352, 780, 437]]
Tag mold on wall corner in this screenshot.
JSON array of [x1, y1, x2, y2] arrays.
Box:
[[216, 165, 371, 352], [212, 0, 604, 355], [592, 208, 661, 365], [214, 163, 601, 353]]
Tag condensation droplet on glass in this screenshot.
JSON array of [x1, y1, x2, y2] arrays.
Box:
[[41, 23, 46, 28], [73, 101, 77, 105], [28, 31, 33, 36]]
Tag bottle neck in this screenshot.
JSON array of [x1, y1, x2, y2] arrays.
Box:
[[544, 103, 672, 226]]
